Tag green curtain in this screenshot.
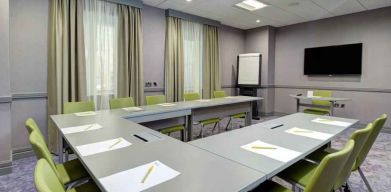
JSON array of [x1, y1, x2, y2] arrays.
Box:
[[48, 0, 87, 153], [203, 25, 221, 99], [117, 6, 144, 105], [164, 17, 184, 102]]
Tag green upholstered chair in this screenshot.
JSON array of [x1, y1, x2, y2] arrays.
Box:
[[184, 92, 221, 137], [350, 114, 387, 191], [145, 95, 166, 106], [109, 97, 135, 109], [63, 101, 96, 114], [257, 140, 354, 192], [35, 159, 100, 192], [303, 90, 332, 115], [29, 131, 89, 185], [145, 95, 185, 141], [292, 123, 372, 191], [213, 90, 246, 130]]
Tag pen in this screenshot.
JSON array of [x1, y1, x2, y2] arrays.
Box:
[[251, 146, 277, 150], [84, 124, 95, 131], [141, 165, 154, 183], [108, 138, 122, 149]]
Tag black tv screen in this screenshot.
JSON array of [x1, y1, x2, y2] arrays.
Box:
[[304, 43, 362, 75]]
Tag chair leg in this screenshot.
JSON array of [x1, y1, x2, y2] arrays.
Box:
[[212, 122, 219, 133], [358, 167, 373, 192], [180, 130, 185, 142], [225, 118, 232, 131]]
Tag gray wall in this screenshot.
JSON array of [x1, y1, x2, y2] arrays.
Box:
[[220, 25, 246, 95], [10, 0, 49, 156], [244, 26, 275, 114], [274, 7, 391, 127], [143, 5, 166, 91], [0, 0, 12, 174]]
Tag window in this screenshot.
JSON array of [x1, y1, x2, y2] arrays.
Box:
[[83, 0, 119, 109], [182, 20, 203, 95]]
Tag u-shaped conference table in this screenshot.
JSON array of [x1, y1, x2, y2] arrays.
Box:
[[51, 96, 358, 192]]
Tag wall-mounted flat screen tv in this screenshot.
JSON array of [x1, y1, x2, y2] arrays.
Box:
[[304, 43, 362, 75]]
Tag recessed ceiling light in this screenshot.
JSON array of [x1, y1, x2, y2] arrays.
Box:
[[186, 0, 192, 2], [235, 0, 268, 11], [256, 19, 261, 23]]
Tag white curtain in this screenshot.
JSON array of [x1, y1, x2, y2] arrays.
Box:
[[83, 0, 119, 109], [182, 20, 203, 95]]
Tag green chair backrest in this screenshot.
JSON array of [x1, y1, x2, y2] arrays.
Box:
[[312, 90, 333, 107], [35, 159, 66, 192], [184, 92, 200, 101], [109, 97, 135, 109], [334, 123, 372, 189], [213, 90, 226, 98], [305, 140, 355, 192], [29, 131, 59, 180], [146, 95, 166, 105], [63, 101, 95, 114], [353, 114, 387, 170], [26, 118, 43, 136], [26, 118, 46, 145]]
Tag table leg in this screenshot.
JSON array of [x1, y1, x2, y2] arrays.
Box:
[[330, 101, 335, 116], [187, 114, 193, 141], [58, 134, 64, 163], [245, 102, 252, 126], [296, 99, 300, 112]]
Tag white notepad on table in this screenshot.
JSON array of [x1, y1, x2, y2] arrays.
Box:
[[285, 127, 333, 140], [123, 107, 143, 112], [224, 96, 236, 99], [241, 140, 301, 163], [74, 111, 97, 116], [312, 118, 352, 127], [61, 123, 102, 134], [99, 160, 180, 192], [76, 138, 131, 157], [157, 103, 176, 107]]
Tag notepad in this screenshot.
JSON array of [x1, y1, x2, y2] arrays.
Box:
[[285, 127, 333, 140], [123, 107, 143, 112], [99, 160, 180, 192], [312, 118, 352, 127], [157, 103, 176, 107], [61, 123, 102, 134], [224, 96, 236, 99], [76, 138, 131, 157], [196, 99, 211, 102], [241, 140, 301, 162], [74, 111, 97, 116]]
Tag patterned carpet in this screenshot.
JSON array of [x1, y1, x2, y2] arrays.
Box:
[[1, 116, 390, 192]]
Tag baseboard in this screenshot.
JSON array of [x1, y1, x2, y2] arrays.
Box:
[[0, 161, 13, 175], [12, 147, 35, 160]]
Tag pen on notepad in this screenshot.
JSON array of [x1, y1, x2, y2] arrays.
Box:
[[108, 138, 122, 149], [251, 146, 277, 150], [141, 165, 154, 183], [84, 124, 95, 131]]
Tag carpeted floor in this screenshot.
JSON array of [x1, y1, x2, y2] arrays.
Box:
[[1, 116, 390, 192]]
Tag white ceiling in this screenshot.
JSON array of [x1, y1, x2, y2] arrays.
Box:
[[142, 0, 391, 29]]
